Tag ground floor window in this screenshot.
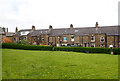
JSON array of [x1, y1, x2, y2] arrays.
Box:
[[67, 44, 71, 47], [100, 44, 105, 47], [91, 43, 95, 47]]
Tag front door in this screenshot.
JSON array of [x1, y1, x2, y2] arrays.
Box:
[[84, 43, 87, 47]]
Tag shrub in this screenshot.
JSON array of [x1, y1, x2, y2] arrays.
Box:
[[18, 39, 29, 45], [113, 48, 120, 55], [2, 37, 12, 43], [2, 43, 120, 55], [55, 47, 120, 55]]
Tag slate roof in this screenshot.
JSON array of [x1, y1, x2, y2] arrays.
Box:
[[28, 29, 51, 36], [15, 29, 32, 36], [17, 25, 120, 37], [6, 32, 15, 36], [50, 26, 120, 36]]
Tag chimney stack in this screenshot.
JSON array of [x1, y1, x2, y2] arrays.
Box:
[[15, 27, 18, 32], [32, 25, 35, 31], [95, 22, 98, 28], [49, 25, 53, 30], [7, 28, 8, 32], [70, 24, 73, 29]]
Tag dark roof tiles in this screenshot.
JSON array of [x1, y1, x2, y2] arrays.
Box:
[[16, 26, 120, 36]]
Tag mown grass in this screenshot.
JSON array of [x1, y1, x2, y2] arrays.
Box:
[[2, 49, 118, 79]]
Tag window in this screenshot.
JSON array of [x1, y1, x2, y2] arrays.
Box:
[[91, 43, 95, 47], [21, 31, 29, 35], [91, 36, 95, 42], [19, 38, 21, 41], [42, 37, 44, 41], [100, 44, 105, 47], [64, 37, 67, 41], [22, 31, 25, 34], [24, 37, 27, 40], [14, 38, 16, 41], [75, 30, 78, 32], [71, 44, 74, 47], [2, 36, 5, 38], [71, 37, 74, 42], [100, 37, 104, 42], [38, 37, 40, 40]]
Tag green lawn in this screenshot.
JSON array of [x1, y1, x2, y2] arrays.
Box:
[[2, 49, 118, 79]]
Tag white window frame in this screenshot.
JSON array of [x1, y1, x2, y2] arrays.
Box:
[[71, 37, 74, 42], [100, 44, 105, 47], [100, 37, 104, 42], [91, 36, 95, 42], [91, 43, 95, 47], [42, 37, 44, 41]]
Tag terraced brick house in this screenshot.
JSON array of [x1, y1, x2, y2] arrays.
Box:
[[2, 22, 120, 48]]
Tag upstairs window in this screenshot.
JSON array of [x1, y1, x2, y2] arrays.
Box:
[[64, 37, 67, 41], [42, 37, 44, 41], [100, 37, 104, 42], [91, 36, 95, 42], [71, 37, 74, 42]]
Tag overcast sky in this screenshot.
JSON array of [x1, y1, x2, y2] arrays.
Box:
[[0, 0, 119, 32]]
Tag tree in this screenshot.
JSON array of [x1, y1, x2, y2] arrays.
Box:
[[20, 39, 29, 45], [2, 37, 12, 43], [2, 27, 5, 32]]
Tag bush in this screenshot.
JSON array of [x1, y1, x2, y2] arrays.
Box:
[[113, 48, 120, 55], [2, 37, 12, 43], [2, 43, 52, 51], [55, 47, 120, 55], [18, 39, 29, 45], [2, 43, 120, 55]]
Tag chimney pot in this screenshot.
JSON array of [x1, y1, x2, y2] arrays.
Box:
[[70, 24, 73, 29], [32, 25, 35, 31], [95, 22, 98, 28], [15, 27, 18, 32], [49, 25, 53, 30], [7, 28, 8, 32]]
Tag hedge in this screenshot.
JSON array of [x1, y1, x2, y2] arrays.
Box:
[[2, 43, 52, 51], [113, 48, 120, 55], [54, 47, 120, 55], [2, 43, 120, 55]]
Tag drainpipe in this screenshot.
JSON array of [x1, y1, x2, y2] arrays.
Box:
[[114, 35, 115, 47], [82, 36, 83, 47], [105, 35, 107, 47], [118, 35, 119, 47]]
